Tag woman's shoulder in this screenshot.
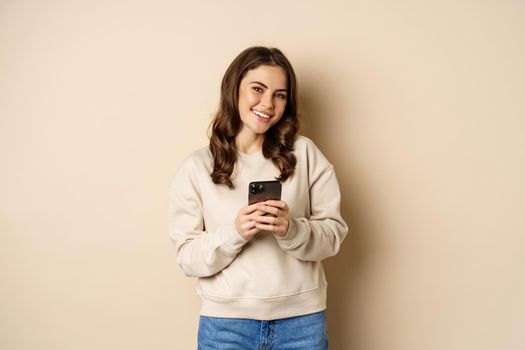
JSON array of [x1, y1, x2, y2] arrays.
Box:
[[170, 145, 212, 189], [294, 135, 323, 154], [175, 145, 212, 174], [293, 135, 333, 170]]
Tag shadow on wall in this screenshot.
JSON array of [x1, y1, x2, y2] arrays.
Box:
[[299, 79, 372, 349]]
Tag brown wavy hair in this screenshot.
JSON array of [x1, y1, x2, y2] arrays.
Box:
[[209, 46, 299, 189]]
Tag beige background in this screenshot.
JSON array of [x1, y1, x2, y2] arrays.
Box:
[[1, 0, 524, 349]]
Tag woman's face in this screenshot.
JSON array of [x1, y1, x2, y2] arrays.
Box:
[[237, 64, 288, 136]]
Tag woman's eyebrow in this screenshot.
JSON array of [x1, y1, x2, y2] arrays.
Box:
[[249, 81, 288, 92]]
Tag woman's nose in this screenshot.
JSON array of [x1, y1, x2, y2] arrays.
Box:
[[260, 92, 274, 110]]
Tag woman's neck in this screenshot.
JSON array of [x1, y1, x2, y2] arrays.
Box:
[[235, 129, 264, 155]]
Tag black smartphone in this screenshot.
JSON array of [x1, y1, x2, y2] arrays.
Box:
[[248, 181, 282, 205]]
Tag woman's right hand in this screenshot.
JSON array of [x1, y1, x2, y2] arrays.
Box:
[[235, 202, 265, 241]]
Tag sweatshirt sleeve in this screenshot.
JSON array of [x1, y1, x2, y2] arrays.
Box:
[[168, 157, 248, 278], [275, 140, 348, 261]]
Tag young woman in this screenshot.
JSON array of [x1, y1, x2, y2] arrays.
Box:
[[169, 46, 348, 349]]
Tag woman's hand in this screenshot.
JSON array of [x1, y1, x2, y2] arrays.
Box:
[[254, 200, 290, 237], [235, 202, 266, 241]]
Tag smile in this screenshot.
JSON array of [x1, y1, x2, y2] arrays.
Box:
[[252, 109, 272, 120]]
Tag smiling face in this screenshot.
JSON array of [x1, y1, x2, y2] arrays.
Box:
[[237, 64, 288, 138]]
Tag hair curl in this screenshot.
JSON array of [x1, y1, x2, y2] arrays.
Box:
[[209, 46, 299, 189]]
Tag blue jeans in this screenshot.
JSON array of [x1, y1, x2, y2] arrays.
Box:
[[197, 311, 328, 350]]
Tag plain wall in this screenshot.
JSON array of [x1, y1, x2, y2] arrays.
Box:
[[1, 0, 524, 349]]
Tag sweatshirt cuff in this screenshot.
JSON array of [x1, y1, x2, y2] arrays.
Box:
[[219, 224, 248, 255], [274, 217, 302, 248]]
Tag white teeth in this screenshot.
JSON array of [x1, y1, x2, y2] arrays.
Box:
[[252, 109, 270, 119]]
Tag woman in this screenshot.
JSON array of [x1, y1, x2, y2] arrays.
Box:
[[169, 46, 348, 349]]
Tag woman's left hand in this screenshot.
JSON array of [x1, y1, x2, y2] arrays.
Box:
[[254, 200, 290, 237]]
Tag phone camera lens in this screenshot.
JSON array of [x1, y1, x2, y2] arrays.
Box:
[[250, 183, 264, 194]]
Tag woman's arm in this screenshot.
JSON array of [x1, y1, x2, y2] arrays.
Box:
[[254, 138, 348, 262], [168, 162, 247, 278], [274, 166, 348, 262]]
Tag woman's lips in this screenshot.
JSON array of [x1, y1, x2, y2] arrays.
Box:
[[252, 109, 272, 122]]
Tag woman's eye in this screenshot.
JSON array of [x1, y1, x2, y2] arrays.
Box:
[[252, 87, 263, 93], [275, 93, 287, 100]]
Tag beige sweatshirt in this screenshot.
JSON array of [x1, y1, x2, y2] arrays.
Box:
[[168, 135, 348, 320]]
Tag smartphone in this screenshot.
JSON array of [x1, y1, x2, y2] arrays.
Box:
[[248, 181, 282, 205]]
